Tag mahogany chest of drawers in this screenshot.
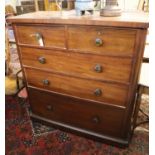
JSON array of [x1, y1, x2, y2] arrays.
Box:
[[7, 11, 148, 147]]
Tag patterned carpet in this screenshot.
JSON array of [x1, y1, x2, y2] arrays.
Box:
[[5, 95, 149, 155]]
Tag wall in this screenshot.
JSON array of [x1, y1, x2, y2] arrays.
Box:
[[118, 0, 140, 11], [5, 0, 141, 13], [5, 0, 18, 11], [5, 0, 33, 12]]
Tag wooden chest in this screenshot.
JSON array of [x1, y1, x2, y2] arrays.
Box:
[[7, 11, 148, 147]]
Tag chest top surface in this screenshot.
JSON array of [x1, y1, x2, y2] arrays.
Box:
[[7, 10, 149, 29]]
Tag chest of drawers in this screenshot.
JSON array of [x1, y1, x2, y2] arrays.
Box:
[[8, 11, 148, 147]]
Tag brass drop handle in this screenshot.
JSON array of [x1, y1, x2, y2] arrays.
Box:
[[42, 79, 50, 86], [30, 32, 44, 46], [92, 116, 100, 123], [94, 64, 103, 73], [95, 38, 103, 46], [38, 57, 46, 64], [46, 105, 54, 111], [94, 88, 102, 96], [30, 32, 42, 40]]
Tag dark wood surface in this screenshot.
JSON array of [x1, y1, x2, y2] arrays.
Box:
[[68, 26, 136, 56], [7, 11, 149, 28], [29, 87, 125, 137], [30, 114, 129, 147], [16, 24, 66, 48], [19, 47, 133, 84], [10, 11, 148, 147], [121, 29, 148, 138], [25, 68, 129, 106]]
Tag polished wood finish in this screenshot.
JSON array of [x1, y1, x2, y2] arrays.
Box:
[[25, 68, 129, 106], [31, 114, 129, 147], [29, 87, 125, 137], [16, 25, 65, 48], [68, 26, 136, 56], [7, 11, 149, 29], [20, 47, 132, 83], [7, 11, 148, 147], [121, 29, 148, 138]]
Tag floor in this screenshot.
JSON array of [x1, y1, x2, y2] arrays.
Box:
[[5, 94, 149, 155]]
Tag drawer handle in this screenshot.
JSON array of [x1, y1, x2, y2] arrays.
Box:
[[43, 79, 50, 85], [95, 38, 103, 46], [38, 57, 46, 64], [46, 105, 53, 111], [30, 32, 44, 46], [30, 32, 42, 40], [92, 116, 100, 123], [97, 31, 103, 35], [94, 88, 102, 96], [94, 64, 103, 73]]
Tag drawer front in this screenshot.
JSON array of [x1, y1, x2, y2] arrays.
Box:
[[25, 68, 129, 106], [15, 25, 65, 48], [68, 26, 136, 56], [20, 47, 132, 83], [29, 87, 125, 137]]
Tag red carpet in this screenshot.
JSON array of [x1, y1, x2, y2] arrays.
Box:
[[5, 95, 149, 155]]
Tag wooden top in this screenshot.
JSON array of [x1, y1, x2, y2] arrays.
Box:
[[7, 10, 149, 29]]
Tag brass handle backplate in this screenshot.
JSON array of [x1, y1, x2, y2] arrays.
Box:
[[30, 32, 44, 46], [30, 32, 42, 40], [94, 88, 102, 96], [94, 64, 103, 73], [43, 79, 50, 85], [95, 38, 103, 46], [38, 57, 46, 64]]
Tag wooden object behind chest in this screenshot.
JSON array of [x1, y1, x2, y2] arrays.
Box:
[[7, 11, 148, 147]]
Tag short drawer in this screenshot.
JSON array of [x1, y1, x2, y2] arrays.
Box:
[[20, 47, 132, 83], [15, 25, 65, 48], [29, 87, 125, 137], [25, 68, 129, 106], [68, 26, 136, 56]]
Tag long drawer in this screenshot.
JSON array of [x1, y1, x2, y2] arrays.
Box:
[[68, 26, 136, 56], [15, 25, 65, 48], [28, 87, 125, 137], [20, 47, 132, 83], [25, 68, 129, 106]]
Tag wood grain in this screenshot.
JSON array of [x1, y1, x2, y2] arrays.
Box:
[[16, 24, 66, 48], [29, 87, 125, 137], [9, 11, 148, 146], [20, 47, 133, 83], [25, 68, 129, 106], [121, 29, 148, 138], [68, 26, 136, 56], [7, 11, 149, 29]]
